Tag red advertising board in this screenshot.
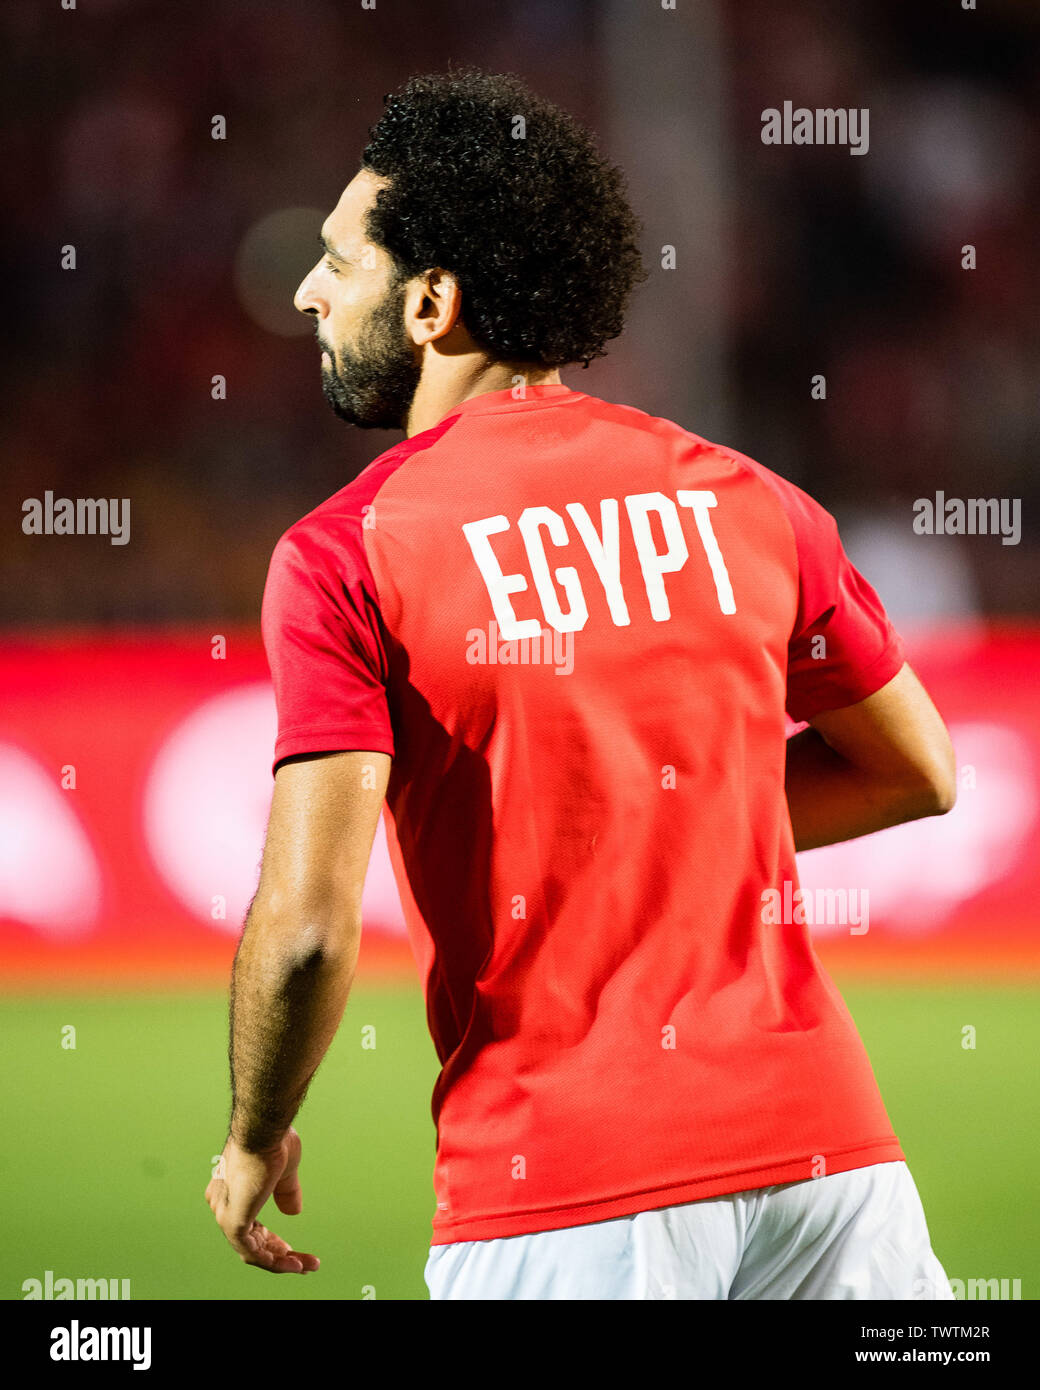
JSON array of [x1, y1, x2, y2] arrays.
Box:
[[1, 625, 1037, 987]]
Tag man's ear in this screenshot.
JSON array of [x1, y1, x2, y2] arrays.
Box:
[[407, 269, 461, 346]]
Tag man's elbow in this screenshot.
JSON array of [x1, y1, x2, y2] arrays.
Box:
[[243, 892, 363, 970], [286, 922, 363, 973], [913, 777, 957, 819], [903, 753, 958, 820], [933, 768, 958, 815]]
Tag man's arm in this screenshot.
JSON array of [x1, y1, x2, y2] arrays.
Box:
[[785, 662, 956, 852], [205, 748, 391, 1273]]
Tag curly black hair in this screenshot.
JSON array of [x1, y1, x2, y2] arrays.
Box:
[[360, 68, 646, 369]]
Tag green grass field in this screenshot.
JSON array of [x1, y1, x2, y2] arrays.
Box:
[[2, 981, 1037, 1301]]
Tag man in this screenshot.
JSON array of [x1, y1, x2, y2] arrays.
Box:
[[206, 69, 956, 1300]]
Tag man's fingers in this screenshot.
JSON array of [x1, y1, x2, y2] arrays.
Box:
[[205, 1178, 319, 1273], [236, 1221, 319, 1274]]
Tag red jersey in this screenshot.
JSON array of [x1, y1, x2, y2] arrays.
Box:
[[261, 383, 906, 1245]]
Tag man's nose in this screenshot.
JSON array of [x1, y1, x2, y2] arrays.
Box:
[[293, 270, 326, 317]]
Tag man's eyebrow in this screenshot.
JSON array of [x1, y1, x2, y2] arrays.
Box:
[[319, 233, 352, 265]]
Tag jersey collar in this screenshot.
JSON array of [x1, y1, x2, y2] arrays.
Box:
[[435, 382, 585, 425]]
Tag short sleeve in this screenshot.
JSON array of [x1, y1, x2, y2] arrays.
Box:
[[780, 486, 905, 723], [261, 521, 395, 775]]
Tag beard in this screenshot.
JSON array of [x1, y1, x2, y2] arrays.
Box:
[[317, 274, 421, 430]]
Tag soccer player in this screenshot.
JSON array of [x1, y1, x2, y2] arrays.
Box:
[[206, 69, 957, 1300]]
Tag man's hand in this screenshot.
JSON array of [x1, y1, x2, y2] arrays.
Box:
[[786, 662, 956, 851], [205, 1126, 319, 1274]]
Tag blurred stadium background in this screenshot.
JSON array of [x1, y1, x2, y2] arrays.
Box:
[[1, 0, 1037, 1301]]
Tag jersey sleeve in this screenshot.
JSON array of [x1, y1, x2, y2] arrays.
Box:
[[777, 483, 906, 723], [261, 518, 395, 775]]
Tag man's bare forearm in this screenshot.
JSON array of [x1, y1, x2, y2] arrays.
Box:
[[228, 904, 359, 1153], [785, 726, 953, 853]]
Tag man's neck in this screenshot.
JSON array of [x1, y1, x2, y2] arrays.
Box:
[[405, 359, 563, 437]]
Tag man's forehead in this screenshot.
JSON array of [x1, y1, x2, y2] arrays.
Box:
[[323, 169, 387, 256]]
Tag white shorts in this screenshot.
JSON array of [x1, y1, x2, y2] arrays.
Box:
[[424, 1160, 955, 1300]]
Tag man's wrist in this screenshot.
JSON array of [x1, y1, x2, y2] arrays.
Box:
[[227, 1120, 290, 1156]]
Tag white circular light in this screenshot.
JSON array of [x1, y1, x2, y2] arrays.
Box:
[[233, 206, 326, 337]]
